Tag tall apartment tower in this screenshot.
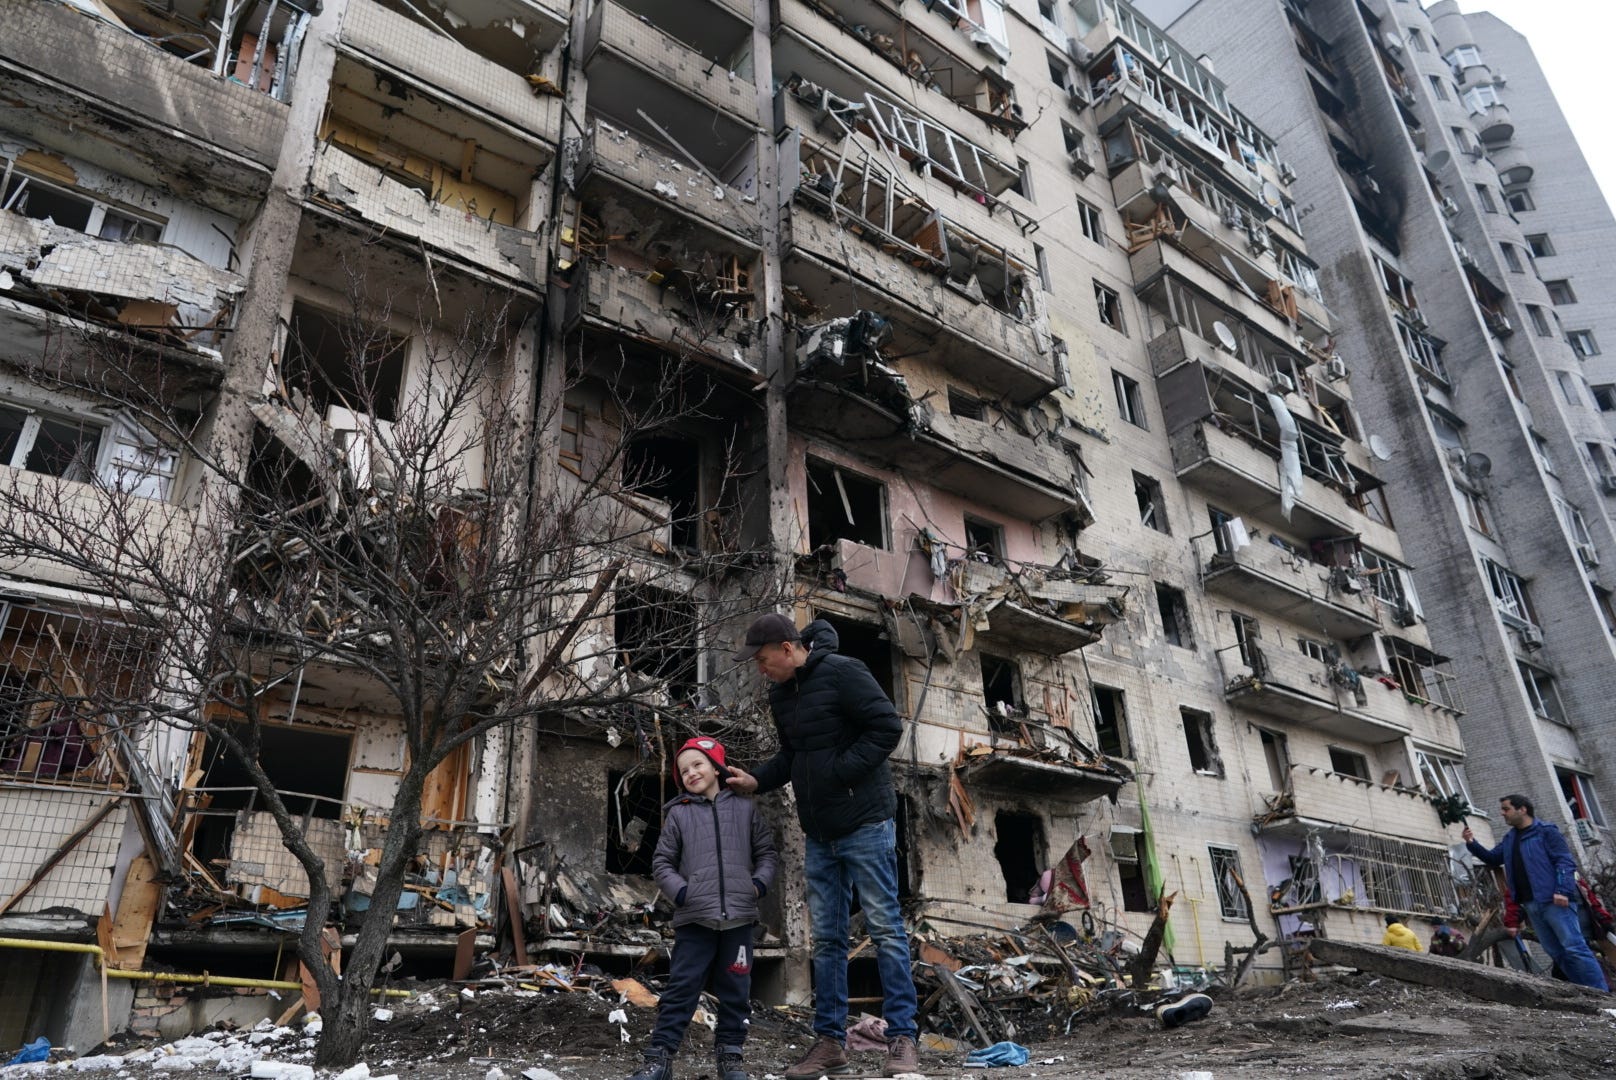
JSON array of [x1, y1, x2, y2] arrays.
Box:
[[0, 0, 1502, 1040], [1141, 0, 1616, 857]]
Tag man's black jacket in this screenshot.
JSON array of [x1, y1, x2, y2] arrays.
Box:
[[751, 620, 901, 841]]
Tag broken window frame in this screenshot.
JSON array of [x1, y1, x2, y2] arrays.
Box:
[[1113, 370, 1146, 427], [1482, 558, 1536, 627], [1386, 637, 1462, 712], [1416, 749, 1475, 811], [1154, 583, 1193, 648], [1076, 196, 1104, 246], [1095, 281, 1126, 333], [1, 166, 166, 244], [1525, 233, 1555, 258], [1395, 318, 1448, 382], [1180, 707, 1223, 777], [1109, 826, 1154, 913], [1091, 684, 1130, 758], [1358, 548, 1420, 615], [1208, 844, 1250, 920], [1133, 472, 1168, 534], [1557, 768, 1605, 827], [1517, 660, 1565, 724], [1348, 833, 1460, 914], [993, 810, 1047, 904], [980, 653, 1026, 732], [1327, 745, 1371, 781], [1506, 188, 1534, 214], [805, 457, 890, 551], [1257, 725, 1290, 792], [1568, 330, 1602, 358], [0, 400, 175, 499], [962, 516, 1005, 562]]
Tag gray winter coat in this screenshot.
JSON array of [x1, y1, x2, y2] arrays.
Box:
[[653, 789, 778, 928]]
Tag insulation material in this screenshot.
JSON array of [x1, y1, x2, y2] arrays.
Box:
[[1266, 391, 1303, 521], [227, 811, 345, 897], [0, 213, 242, 330]]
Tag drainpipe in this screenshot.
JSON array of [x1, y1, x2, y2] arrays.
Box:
[[0, 939, 410, 1046]]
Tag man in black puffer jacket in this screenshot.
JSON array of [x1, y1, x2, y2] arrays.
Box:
[[727, 615, 920, 1078]]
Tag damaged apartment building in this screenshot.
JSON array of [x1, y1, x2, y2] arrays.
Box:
[[0, 0, 1523, 1049]]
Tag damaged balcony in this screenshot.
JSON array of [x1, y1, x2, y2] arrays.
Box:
[[0, 210, 243, 379], [955, 740, 1128, 802], [1217, 634, 1409, 744], [356, 0, 568, 76], [567, 121, 761, 252], [582, 0, 760, 175], [787, 334, 1082, 521], [307, 143, 543, 289], [951, 560, 1126, 656], [781, 209, 1057, 406], [1198, 535, 1382, 639], [339, 0, 564, 152], [0, 1, 289, 217], [1255, 763, 1449, 847], [774, 10, 1021, 175], [1113, 161, 1331, 342], [1160, 363, 1380, 539], [1129, 237, 1330, 357], [780, 0, 1025, 141]]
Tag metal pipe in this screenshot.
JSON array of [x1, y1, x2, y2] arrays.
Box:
[[0, 937, 411, 1044]]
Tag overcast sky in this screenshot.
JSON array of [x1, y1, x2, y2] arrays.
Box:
[[1457, 1, 1616, 212]]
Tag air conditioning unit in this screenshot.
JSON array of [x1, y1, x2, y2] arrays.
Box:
[[1455, 243, 1474, 265], [1517, 623, 1545, 651], [1269, 371, 1296, 395], [1577, 542, 1600, 568], [1067, 146, 1095, 178], [1602, 474, 1616, 496], [1067, 86, 1088, 109], [1440, 196, 1460, 217], [1399, 86, 1417, 107], [1409, 307, 1430, 330], [1494, 71, 1508, 86], [1246, 222, 1272, 255], [1574, 818, 1601, 845], [1393, 604, 1420, 627], [1278, 161, 1298, 185], [1325, 355, 1348, 381]]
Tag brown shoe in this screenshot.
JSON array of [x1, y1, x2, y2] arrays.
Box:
[[784, 1036, 850, 1080], [882, 1035, 920, 1076]]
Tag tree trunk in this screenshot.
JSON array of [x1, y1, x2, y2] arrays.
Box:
[[313, 766, 429, 1068]]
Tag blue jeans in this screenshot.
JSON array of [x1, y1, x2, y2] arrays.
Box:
[[1522, 900, 1610, 992], [804, 819, 918, 1040]]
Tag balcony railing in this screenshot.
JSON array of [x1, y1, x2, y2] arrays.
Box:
[[1216, 635, 1410, 743], [1198, 534, 1382, 638], [1256, 764, 1451, 846]]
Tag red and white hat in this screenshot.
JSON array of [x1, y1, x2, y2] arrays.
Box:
[[674, 737, 729, 789]]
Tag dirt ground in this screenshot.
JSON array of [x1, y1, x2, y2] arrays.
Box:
[[45, 969, 1616, 1080]]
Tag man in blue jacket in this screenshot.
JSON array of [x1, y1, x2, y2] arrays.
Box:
[[727, 614, 920, 1078], [1464, 793, 1609, 991]]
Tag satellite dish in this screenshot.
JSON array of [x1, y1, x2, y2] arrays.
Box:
[[1260, 180, 1283, 208], [1466, 452, 1492, 478], [1426, 149, 1452, 173], [1212, 321, 1238, 354], [1368, 434, 1393, 461]]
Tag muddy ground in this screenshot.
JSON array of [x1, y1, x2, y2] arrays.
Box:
[[41, 969, 1616, 1080]]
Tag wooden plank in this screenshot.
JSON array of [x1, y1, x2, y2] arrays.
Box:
[[933, 964, 992, 1049], [502, 866, 529, 966], [453, 928, 477, 981], [1307, 938, 1610, 1014], [106, 855, 163, 969]]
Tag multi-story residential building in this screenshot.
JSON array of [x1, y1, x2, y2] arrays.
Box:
[[0, 0, 1499, 1046], [1138, 0, 1616, 862]]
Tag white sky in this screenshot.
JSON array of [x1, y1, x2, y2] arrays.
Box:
[[1457, 1, 1616, 212]]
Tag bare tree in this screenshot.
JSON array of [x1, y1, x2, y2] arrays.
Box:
[[0, 262, 779, 1066]]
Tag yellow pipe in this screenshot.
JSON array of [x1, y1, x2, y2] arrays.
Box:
[[0, 936, 412, 1044]]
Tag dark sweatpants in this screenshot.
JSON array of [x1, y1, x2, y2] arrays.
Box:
[[649, 923, 754, 1054]]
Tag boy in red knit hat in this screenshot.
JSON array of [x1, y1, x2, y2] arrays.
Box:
[[628, 738, 777, 1080]]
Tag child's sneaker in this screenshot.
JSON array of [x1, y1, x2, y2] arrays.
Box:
[[715, 1047, 749, 1080], [628, 1050, 674, 1080], [1156, 992, 1214, 1029]]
